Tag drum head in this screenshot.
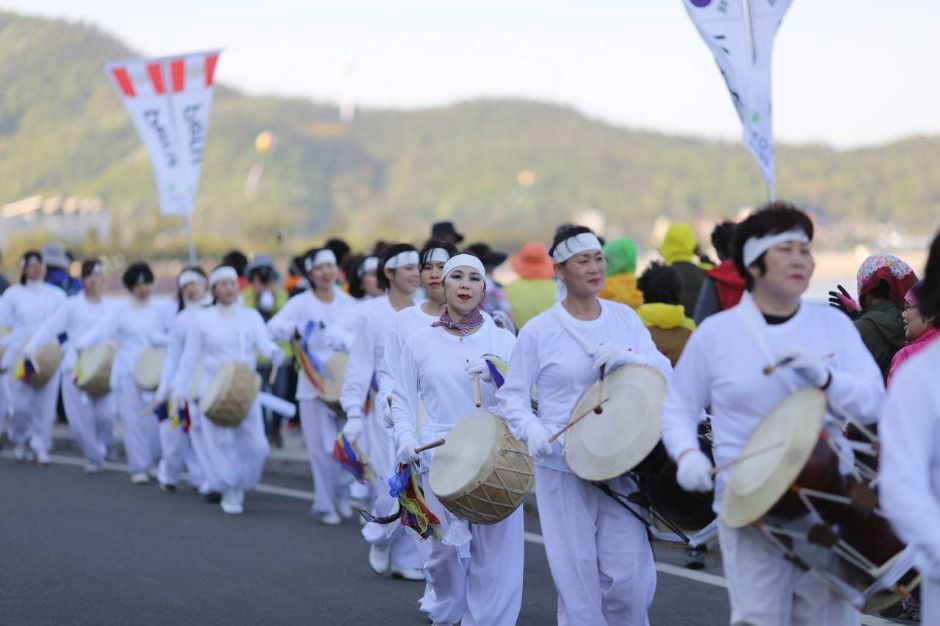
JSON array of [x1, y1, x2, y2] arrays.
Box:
[[320, 352, 348, 402], [134, 347, 166, 390], [76, 344, 115, 385], [721, 388, 827, 528], [32, 341, 64, 384], [430, 412, 501, 500], [565, 364, 667, 482], [201, 362, 233, 412]]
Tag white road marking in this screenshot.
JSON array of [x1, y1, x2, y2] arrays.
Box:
[[0, 452, 903, 624]]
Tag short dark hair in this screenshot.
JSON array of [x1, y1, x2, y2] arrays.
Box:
[[637, 261, 682, 305], [549, 225, 597, 265], [345, 254, 369, 299], [122, 261, 154, 291], [325, 238, 351, 266], [377, 243, 417, 290], [80, 259, 102, 279], [732, 202, 814, 291], [918, 230, 940, 319], [19, 250, 43, 285], [710, 221, 737, 261], [222, 250, 248, 276], [419, 240, 457, 268]]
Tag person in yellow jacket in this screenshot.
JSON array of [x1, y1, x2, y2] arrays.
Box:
[[659, 223, 712, 318], [599, 238, 643, 308], [635, 261, 696, 367], [505, 242, 556, 329]]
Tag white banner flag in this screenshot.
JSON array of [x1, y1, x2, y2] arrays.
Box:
[[684, 0, 792, 199], [105, 50, 220, 216]]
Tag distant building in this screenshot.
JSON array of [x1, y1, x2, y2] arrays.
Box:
[[0, 195, 111, 245]]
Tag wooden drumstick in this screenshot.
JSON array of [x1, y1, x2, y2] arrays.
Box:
[[474, 372, 482, 408], [267, 365, 278, 387], [549, 397, 611, 443], [414, 438, 446, 453], [708, 441, 784, 476], [762, 356, 794, 375], [593, 364, 606, 414]]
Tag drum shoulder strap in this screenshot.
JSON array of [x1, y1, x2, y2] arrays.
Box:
[[550, 305, 594, 358]]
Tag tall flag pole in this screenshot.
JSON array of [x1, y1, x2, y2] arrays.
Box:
[[105, 50, 221, 262], [684, 0, 792, 200]]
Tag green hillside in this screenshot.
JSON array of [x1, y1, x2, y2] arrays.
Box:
[[1, 10, 939, 258]]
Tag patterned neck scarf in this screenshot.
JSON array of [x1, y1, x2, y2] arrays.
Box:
[[432, 305, 484, 335]]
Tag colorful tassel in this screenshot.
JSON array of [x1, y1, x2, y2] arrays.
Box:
[[332, 433, 375, 483]]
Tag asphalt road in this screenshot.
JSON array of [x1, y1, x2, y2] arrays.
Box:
[[0, 451, 901, 625]]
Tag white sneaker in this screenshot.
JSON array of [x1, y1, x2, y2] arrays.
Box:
[[35, 451, 50, 466], [390, 566, 425, 582], [84, 460, 103, 475], [319, 511, 342, 526], [220, 490, 244, 515], [130, 472, 150, 484], [337, 499, 354, 520], [368, 544, 391, 575], [13, 444, 27, 462]]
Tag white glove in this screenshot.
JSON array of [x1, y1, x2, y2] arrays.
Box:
[[324, 324, 352, 353], [591, 343, 637, 373], [342, 416, 363, 441], [777, 349, 831, 388], [382, 397, 394, 428], [524, 421, 553, 459], [465, 358, 492, 383], [676, 449, 714, 493], [396, 434, 421, 465]]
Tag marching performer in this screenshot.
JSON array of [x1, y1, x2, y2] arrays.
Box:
[[661, 203, 884, 625], [0, 250, 67, 464], [153, 267, 212, 493], [170, 266, 283, 514], [23, 259, 116, 472], [391, 253, 522, 626], [267, 247, 357, 524], [78, 262, 174, 484], [339, 243, 424, 579], [880, 231, 940, 625], [495, 226, 671, 625]]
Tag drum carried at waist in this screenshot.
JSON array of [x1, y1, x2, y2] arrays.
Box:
[[134, 347, 166, 391], [429, 411, 535, 525], [721, 388, 919, 611], [22, 341, 64, 388], [201, 362, 261, 427], [76, 344, 116, 397]]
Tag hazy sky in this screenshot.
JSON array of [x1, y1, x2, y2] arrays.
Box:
[[5, 0, 939, 147]]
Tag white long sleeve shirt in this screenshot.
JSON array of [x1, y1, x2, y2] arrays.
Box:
[[24, 292, 116, 372], [266, 288, 356, 400], [495, 300, 672, 474], [880, 340, 940, 577], [171, 304, 280, 399], [339, 295, 401, 417], [660, 294, 884, 507], [0, 282, 68, 370], [78, 297, 175, 385], [157, 298, 212, 394], [379, 304, 438, 415], [390, 318, 515, 455]]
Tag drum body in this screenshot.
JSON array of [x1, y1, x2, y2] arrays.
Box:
[[564, 364, 667, 482], [27, 341, 64, 388], [76, 344, 116, 397], [133, 347, 166, 391], [202, 362, 261, 427], [429, 411, 535, 524], [320, 352, 347, 403]]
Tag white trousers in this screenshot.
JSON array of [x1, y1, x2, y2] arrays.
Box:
[[61, 374, 116, 464], [8, 372, 61, 454], [536, 466, 656, 626], [717, 521, 860, 626], [157, 417, 204, 488], [419, 473, 524, 626], [117, 373, 161, 474], [360, 411, 423, 571], [924, 577, 939, 626], [0, 375, 9, 434], [199, 402, 269, 492], [299, 399, 349, 516], [187, 405, 222, 494]]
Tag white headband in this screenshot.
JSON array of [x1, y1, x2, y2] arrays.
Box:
[[357, 256, 379, 278], [209, 266, 238, 287], [177, 270, 206, 289], [384, 250, 419, 269], [551, 233, 603, 263], [442, 253, 485, 280], [742, 229, 810, 267], [305, 249, 338, 272], [425, 248, 451, 265]]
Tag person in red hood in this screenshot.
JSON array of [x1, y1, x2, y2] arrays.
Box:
[[693, 220, 744, 324]]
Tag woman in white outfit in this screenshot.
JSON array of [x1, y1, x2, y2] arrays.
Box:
[[496, 227, 672, 626], [339, 243, 425, 580], [24, 259, 116, 473], [267, 247, 357, 525], [170, 266, 283, 514], [880, 231, 940, 625], [0, 250, 67, 464], [661, 203, 884, 626], [153, 267, 212, 493], [391, 253, 523, 626], [78, 262, 174, 484]]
